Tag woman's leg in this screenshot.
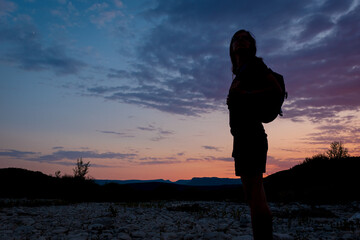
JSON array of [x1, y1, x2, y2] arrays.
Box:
[[241, 174, 273, 240]]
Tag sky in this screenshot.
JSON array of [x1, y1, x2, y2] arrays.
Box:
[[1, 0, 360, 181]]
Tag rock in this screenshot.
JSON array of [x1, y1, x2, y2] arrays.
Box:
[[88, 223, 104, 230], [93, 217, 113, 226], [232, 235, 253, 240], [202, 231, 228, 240], [20, 217, 35, 226], [273, 233, 294, 240], [1, 201, 360, 240], [67, 232, 88, 240], [99, 232, 113, 239], [52, 227, 68, 234], [131, 230, 146, 238], [14, 225, 34, 235], [161, 232, 178, 240], [349, 212, 360, 221], [117, 232, 132, 240], [183, 233, 199, 240]]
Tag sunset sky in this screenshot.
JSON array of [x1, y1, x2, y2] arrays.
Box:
[[1, 0, 360, 181]]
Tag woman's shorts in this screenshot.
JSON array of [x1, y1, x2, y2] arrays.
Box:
[[232, 133, 268, 176]]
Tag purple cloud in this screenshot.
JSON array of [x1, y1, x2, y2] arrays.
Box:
[[137, 124, 175, 141], [0, 149, 38, 158], [202, 146, 221, 152], [187, 156, 233, 162], [26, 150, 137, 163], [97, 130, 134, 138], [138, 157, 181, 165], [82, 0, 360, 122], [0, 12, 86, 75]]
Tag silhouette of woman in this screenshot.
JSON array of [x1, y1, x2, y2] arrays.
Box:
[[227, 30, 282, 240]]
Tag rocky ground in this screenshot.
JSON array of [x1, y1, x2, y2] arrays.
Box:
[[0, 199, 360, 240]]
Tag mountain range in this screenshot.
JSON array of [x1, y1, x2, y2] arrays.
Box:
[[95, 177, 242, 186], [1, 156, 359, 203]]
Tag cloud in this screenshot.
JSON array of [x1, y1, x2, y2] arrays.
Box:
[[52, 146, 64, 150], [26, 150, 137, 163], [47, 160, 111, 168], [0, 149, 38, 158], [137, 157, 181, 165], [0, 147, 187, 166], [303, 122, 360, 146], [114, 0, 123, 8], [187, 156, 233, 162], [3, 0, 359, 122], [202, 146, 221, 152], [137, 124, 174, 141], [83, 0, 360, 122], [276, 1, 360, 121], [0, 22, 86, 75], [0, 0, 17, 17], [137, 124, 157, 132], [89, 10, 124, 28], [97, 130, 134, 138]]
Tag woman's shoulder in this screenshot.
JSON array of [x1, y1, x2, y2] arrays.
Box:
[[251, 57, 266, 66], [250, 57, 269, 73]]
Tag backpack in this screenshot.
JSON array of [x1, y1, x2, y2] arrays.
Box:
[[258, 69, 287, 123]]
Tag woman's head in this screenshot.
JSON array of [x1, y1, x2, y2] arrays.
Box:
[[230, 29, 257, 74]]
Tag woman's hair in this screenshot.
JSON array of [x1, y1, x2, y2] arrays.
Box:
[[230, 29, 257, 75]]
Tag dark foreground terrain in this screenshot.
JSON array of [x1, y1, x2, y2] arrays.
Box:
[[1, 200, 360, 240], [1, 157, 360, 203]]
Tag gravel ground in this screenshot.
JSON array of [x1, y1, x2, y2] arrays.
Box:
[[0, 200, 360, 240]]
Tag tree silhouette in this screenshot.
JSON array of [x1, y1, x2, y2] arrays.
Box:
[[326, 141, 349, 160], [300, 141, 350, 166], [73, 157, 90, 180]]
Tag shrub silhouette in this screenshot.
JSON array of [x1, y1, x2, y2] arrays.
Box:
[[73, 157, 90, 180]]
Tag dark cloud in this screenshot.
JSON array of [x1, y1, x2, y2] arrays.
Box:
[[3, 0, 359, 122], [297, 14, 334, 43], [186, 156, 233, 162], [137, 157, 181, 165], [27, 150, 137, 163], [303, 123, 360, 146], [97, 130, 134, 138], [48, 160, 111, 168], [1, 147, 189, 166], [277, 2, 360, 121], [0, 21, 86, 75], [52, 146, 64, 150], [202, 146, 221, 151], [84, 0, 360, 122], [321, 0, 354, 14], [0, 149, 37, 158], [137, 124, 174, 141], [137, 125, 157, 131]]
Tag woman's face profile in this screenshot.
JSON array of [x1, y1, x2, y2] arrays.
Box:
[[232, 32, 251, 55]]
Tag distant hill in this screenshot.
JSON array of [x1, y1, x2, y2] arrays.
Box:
[[0, 168, 243, 202], [95, 177, 242, 186], [176, 177, 242, 186], [0, 168, 100, 201], [1, 157, 360, 203], [264, 156, 360, 203]]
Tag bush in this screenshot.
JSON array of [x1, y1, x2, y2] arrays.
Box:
[[73, 157, 90, 180]]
